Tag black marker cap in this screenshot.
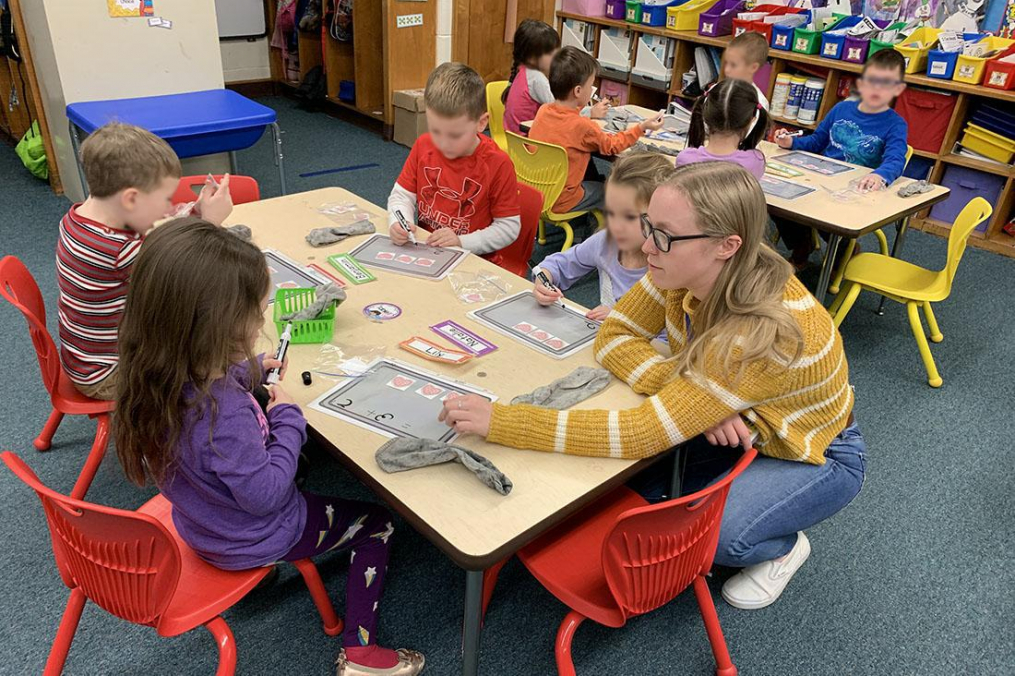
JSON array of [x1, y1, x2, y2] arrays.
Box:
[[301, 371, 312, 386]]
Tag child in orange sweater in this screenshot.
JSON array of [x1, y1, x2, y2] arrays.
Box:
[[529, 46, 664, 213]]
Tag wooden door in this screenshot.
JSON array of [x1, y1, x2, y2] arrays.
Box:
[[453, 0, 555, 83]]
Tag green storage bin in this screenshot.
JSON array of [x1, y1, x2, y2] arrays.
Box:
[[273, 288, 338, 344], [791, 14, 845, 55], [625, 0, 643, 23], [869, 21, 909, 57]]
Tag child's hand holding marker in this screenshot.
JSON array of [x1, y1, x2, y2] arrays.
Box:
[[194, 173, 233, 225], [390, 209, 418, 246], [533, 268, 566, 309], [775, 128, 803, 149], [639, 111, 665, 134]]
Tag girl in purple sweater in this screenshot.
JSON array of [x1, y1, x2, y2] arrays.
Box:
[[533, 152, 675, 320], [114, 218, 424, 676]]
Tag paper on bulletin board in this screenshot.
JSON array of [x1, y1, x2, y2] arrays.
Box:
[[108, 0, 155, 18]]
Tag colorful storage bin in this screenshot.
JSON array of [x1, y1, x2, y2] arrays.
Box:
[[954, 36, 1015, 85], [960, 123, 1015, 164], [731, 4, 782, 37], [970, 101, 1015, 139], [842, 18, 890, 64], [755, 7, 805, 43], [562, 0, 607, 17], [926, 33, 986, 79], [819, 16, 863, 60], [895, 87, 957, 154], [930, 166, 1005, 230], [984, 46, 1015, 90], [771, 12, 810, 51], [895, 27, 941, 74], [641, 0, 684, 26], [625, 0, 643, 23], [606, 0, 627, 20], [791, 14, 844, 55], [698, 0, 743, 37], [666, 0, 714, 31], [868, 21, 909, 57], [273, 288, 338, 344]]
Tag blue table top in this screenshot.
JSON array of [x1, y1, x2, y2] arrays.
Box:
[[66, 89, 276, 137]]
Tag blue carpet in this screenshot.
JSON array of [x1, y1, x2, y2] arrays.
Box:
[[0, 96, 1013, 675]]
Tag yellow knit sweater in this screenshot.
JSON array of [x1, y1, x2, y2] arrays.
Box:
[[487, 274, 854, 464]]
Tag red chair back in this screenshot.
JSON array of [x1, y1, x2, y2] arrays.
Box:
[[603, 448, 758, 620], [488, 183, 540, 277], [171, 175, 260, 207], [0, 256, 63, 399], [1, 451, 182, 627]]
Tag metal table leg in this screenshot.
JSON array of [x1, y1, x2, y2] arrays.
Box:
[[815, 234, 842, 305], [668, 445, 685, 500], [229, 151, 238, 175], [270, 122, 287, 195], [461, 569, 483, 676], [68, 122, 88, 197], [876, 217, 910, 316]]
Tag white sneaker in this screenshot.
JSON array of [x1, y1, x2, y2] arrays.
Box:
[[721, 531, 811, 610]]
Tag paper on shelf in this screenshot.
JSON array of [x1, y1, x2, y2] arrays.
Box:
[[846, 17, 880, 37]]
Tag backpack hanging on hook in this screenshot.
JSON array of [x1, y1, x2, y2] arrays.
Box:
[[0, 3, 21, 63]]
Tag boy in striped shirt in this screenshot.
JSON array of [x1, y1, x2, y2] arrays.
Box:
[[57, 123, 233, 400]]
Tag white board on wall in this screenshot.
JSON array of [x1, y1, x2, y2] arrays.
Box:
[[214, 0, 268, 39]]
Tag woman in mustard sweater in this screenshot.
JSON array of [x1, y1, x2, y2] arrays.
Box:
[[439, 162, 866, 610]]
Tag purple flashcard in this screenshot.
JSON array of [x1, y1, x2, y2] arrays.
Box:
[[430, 320, 498, 356]]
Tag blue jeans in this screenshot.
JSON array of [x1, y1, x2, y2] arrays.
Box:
[[573, 180, 605, 212], [629, 423, 867, 567]]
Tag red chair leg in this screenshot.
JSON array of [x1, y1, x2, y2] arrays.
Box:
[[43, 588, 86, 676], [692, 576, 737, 676], [292, 558, 343, 636], [204, 616, 237, 676], [69, 413, 110, 501], [481, 557, 509, 625], [554, 610, 586, 676], [34, 409, 65, 452]]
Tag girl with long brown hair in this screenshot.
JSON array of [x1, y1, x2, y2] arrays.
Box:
[[439, 162, 866, 612], [115, 218, 424, 676]]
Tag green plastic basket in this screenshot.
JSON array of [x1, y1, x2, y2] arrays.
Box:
[[792, 13, 847, 55], [869, 21, 909, 57], [625, 0, 643, 24], [273, 288, 337, 344]]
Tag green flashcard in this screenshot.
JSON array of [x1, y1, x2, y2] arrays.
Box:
[[328, 253, 376, 285]]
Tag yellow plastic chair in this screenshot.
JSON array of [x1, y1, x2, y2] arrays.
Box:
[[827, 145, 914, 294], [487, 81, 510, 153], [505, 131, 603, 252], [829, 196, 992, 388]]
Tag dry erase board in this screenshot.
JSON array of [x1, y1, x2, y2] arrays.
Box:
[[214, 0, 267, 39]]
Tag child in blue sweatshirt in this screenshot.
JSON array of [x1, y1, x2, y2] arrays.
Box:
[[774, 49, 909, 267]]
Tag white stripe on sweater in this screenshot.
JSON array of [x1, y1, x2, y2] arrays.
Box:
[[650, 395, 685, 446], [595, 334, 635, 364], [554, 411, 569, 453], [608, 411, 622, 458], [609, 311, 656, 339], [638, 275, 666, 307]]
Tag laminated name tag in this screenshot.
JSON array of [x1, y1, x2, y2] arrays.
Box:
[[398, 336, 475, 364]]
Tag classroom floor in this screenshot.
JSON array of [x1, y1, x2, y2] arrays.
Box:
[[1, 96, 1013, 676]]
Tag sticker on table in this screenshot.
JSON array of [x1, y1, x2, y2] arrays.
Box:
[[398, 336, 475, 364], [309, 358, 496, 442], [774, 151, 853, 176], [348, 234, 469, 280], [759, 176, 816, 201], [328, 253, 377, 285], [363, 302, 402, 322], [467, 291, 601, 359], [263, 249, 328, 302], [430, 320, 498, 356]]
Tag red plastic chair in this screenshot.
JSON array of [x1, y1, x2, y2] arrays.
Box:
[[1, 451, 344, 676], [513, 448, 757, 676], [171, 175, 261, 207], [484, 183, 540, 278], [0, 256, 113, 500]]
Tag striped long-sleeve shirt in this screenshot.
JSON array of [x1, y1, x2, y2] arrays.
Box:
[[56, 206, 143, 386], [487, 274, 854, 465]]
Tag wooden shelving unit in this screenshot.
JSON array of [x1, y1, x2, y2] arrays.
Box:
[[558, 11, 1015, 258], [267, 0, 435, 135]]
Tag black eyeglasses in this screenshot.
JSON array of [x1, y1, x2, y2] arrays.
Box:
[[640, 214, 714, 253]]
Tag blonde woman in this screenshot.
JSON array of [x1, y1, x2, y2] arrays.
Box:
[[439, 162, 865, 610]]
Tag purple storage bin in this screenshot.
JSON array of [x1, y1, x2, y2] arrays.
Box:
[[606, 0, 627, 19], [841, 19, 890, 64], [698, 0, 744, 37], [562, 0, 607, 17], [930, 165, 1004, 231]]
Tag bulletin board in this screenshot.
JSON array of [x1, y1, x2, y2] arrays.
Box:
[[214, 0, 268, 39]]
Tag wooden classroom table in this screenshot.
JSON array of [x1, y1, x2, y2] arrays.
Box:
[[227, 188, 670, 676], [522, 104, 950, 305]]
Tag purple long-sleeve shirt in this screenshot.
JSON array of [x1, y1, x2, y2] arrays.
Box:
[[536, 229, 647, 307], [160, 360, 308, 570]]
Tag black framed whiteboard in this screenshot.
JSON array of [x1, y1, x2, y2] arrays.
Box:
[[215, 0, 268, 39]]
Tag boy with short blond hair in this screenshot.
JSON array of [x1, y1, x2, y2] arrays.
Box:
[[387, 62, 521, 260], [724, 31, 770, 110], [528, 46, 663, 214], [57, 122, 232, 400]]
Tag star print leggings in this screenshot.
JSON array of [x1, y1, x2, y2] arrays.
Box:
[[282, 491, 393, 649]]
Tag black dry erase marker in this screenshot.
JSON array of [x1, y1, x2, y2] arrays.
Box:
[[536, 269, 566, 310], [266, 322, 292, 385], [394, 210, 417, 245]]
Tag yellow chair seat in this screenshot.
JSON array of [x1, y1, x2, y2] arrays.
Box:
[[841, 253, 948, 302]]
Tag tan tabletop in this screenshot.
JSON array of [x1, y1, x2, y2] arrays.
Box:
[[227, 187, 657, 571]]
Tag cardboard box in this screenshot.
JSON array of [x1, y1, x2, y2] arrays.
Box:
[[393, 89, 428, 148]]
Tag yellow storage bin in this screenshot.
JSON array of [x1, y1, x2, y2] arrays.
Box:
[[666, 0, 716, 31], [895, 27, 941, 74], [960, 123, 1015, 164], [954, 36, 1015, 84]]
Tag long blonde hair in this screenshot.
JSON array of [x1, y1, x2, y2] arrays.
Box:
[[665, 162, 804, 383]]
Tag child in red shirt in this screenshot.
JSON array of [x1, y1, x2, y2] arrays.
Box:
[[387, 63, 521, 260]]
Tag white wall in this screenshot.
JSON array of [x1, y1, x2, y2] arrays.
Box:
[[221, 37, 272, 82], [23, 0, 226, 201]]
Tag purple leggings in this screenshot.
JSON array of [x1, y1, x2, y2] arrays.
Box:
[[282, 491, 393, 648]]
